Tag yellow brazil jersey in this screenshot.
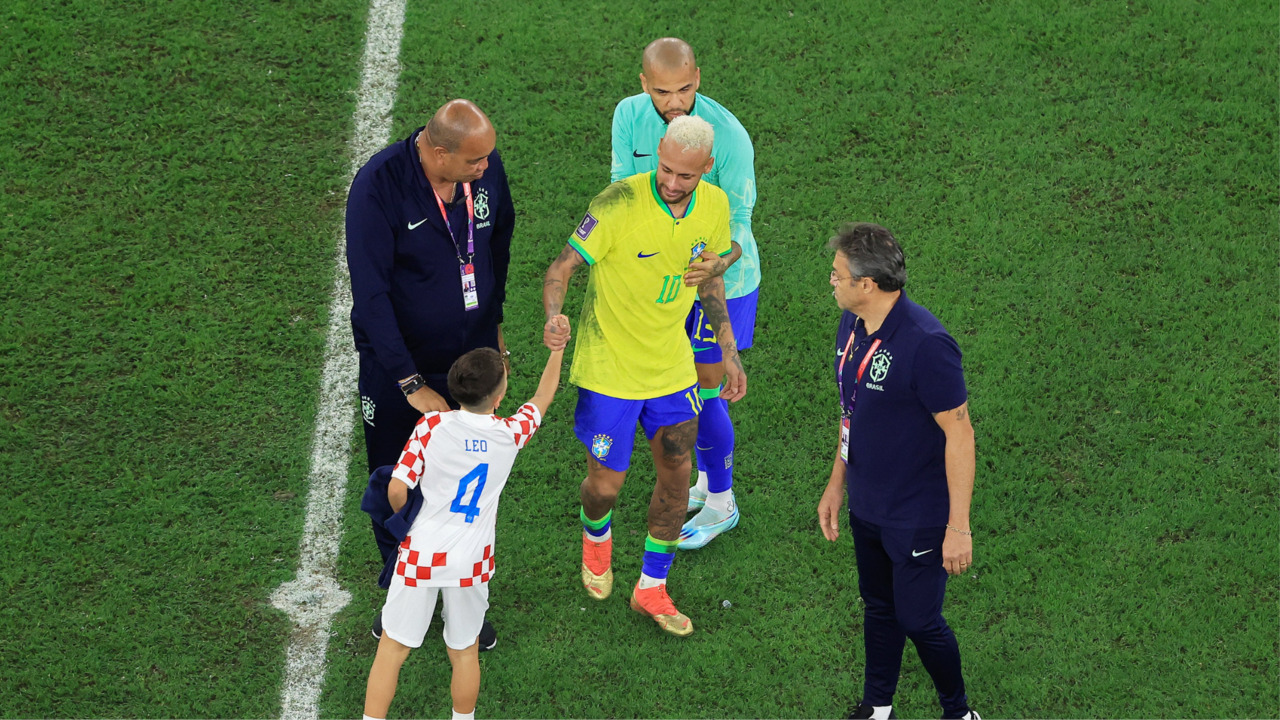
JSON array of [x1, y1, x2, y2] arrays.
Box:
[[567, 171, 732, 399]]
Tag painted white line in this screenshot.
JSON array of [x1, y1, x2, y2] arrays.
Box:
[[269, 1, 406, 718]]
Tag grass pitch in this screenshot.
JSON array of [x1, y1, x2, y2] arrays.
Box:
[[1, 0, 1276, 718]]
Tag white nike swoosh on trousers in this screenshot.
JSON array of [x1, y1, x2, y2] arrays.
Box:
[[911, 549, 934, 557], [408, 218, 428, 229]]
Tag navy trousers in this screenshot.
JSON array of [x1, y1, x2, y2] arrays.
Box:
[[851, 512, 970, 718], [358, 352, 457, 564], [357, 353, 458, 473]]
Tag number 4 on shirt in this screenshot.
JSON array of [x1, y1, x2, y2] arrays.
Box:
[[451, 463, 489, 523]]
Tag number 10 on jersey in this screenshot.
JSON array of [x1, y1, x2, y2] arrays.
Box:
[[655, 274, 682, 304], [451, 463, 489, 523]]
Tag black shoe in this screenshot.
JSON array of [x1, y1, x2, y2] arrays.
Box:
[[478, 620, 497, 652], [371, 612, 383, 640], [848, 703, 897, 720]]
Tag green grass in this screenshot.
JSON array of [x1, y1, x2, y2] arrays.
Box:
[[1, 0, 365, 715], [2, 0, 1276, 717]]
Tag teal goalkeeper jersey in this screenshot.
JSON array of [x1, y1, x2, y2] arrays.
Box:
[[611, 92, 760, 299]]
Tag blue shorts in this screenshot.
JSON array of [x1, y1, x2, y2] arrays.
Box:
[[686, 287, 759, 364], [573, 385, 703, 472]]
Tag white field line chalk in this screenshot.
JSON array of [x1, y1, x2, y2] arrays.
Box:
[[269, 1, 406, 718]]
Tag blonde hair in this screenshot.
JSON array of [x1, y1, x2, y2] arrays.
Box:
[[663, 115, 714, 153]]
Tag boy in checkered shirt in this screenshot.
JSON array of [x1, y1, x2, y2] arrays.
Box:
[[364, 346, 563, 720]]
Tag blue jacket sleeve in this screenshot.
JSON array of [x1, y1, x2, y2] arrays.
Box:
[[360, 465, 425, 589], [346, 170, 417, 382], [610, 101, 638, 183]]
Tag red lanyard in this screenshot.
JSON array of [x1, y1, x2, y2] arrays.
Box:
[[838, 330, 881, 416], [431, 182, 474, 262]]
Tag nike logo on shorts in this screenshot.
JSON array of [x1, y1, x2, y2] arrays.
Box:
[[911, 549, 934, 557]]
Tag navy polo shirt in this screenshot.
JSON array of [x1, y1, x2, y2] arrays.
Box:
[[834, 291, 967, 529], [346, 128, 514, 380]]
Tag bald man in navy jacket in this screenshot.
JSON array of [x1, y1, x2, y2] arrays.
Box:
[[347, 99, 514, 476], [347, 101, 515, 605]]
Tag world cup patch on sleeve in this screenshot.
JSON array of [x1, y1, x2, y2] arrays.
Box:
[[575, 212, 599, 240]]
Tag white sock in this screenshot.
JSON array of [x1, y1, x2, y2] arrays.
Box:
[[363, 715, 382, 720], [693, 470, 709, 494], [637, 573, 665, 590], [705, 489, 735, 514], [451, 710, 475, 720], [870, 706, 893, 720], [585, 528, 611, 543]]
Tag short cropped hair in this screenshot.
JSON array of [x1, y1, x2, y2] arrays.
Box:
[[447, 348, 506, 408], [664, 115, 715, 153], [827, 223, 907, 292], [425, 115, 465, 153]]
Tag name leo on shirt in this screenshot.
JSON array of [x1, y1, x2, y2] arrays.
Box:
[[464, 439, 489, 453]]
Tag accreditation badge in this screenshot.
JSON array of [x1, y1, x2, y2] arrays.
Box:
[[840, 415, 851, 463], [460, 263, 479, 311]]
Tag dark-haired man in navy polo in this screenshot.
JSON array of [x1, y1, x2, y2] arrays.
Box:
[[347, 99, 513, 647], [817, 223, 979, 720]]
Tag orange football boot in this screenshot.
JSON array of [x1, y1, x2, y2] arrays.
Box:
[[630, 582, 693, 637], [581, 533, 613, 600]]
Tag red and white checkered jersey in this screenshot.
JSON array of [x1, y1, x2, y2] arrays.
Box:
[[390, 403, 542, 587]]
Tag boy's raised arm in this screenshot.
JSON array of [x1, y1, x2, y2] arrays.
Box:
[[527, 348, 564, 417]]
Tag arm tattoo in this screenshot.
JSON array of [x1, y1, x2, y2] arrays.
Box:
[[554, 244, 583, 267], [933, 404, 970, 423], [699, 277, 737, 357], [727, 348, 745, 374], [543, 277, 564, 318], [543, 245, 583, 318]]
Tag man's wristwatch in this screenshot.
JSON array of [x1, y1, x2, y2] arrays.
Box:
[[399, 374, 427, 397]]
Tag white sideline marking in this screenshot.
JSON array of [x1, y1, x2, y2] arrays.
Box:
[[269, 1, 406, 718]]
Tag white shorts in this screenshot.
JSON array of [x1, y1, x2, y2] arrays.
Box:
[[382, 581, 490, 650]]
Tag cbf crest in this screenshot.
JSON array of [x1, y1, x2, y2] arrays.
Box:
[[868, 348, 893, 383], [473, 187, 490, 220], [689, 240, 707, 260], [591, 434, 612, 460]]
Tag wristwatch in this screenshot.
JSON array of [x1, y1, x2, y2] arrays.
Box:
[[399, 374, 427, 397]]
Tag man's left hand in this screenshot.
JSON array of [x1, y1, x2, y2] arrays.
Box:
[[683, 250, 731, 286], [942, 530, 973, 575], [721, 353, 747, 402]]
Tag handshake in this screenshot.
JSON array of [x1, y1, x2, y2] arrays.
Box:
[[543, 314, 572, 351]]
